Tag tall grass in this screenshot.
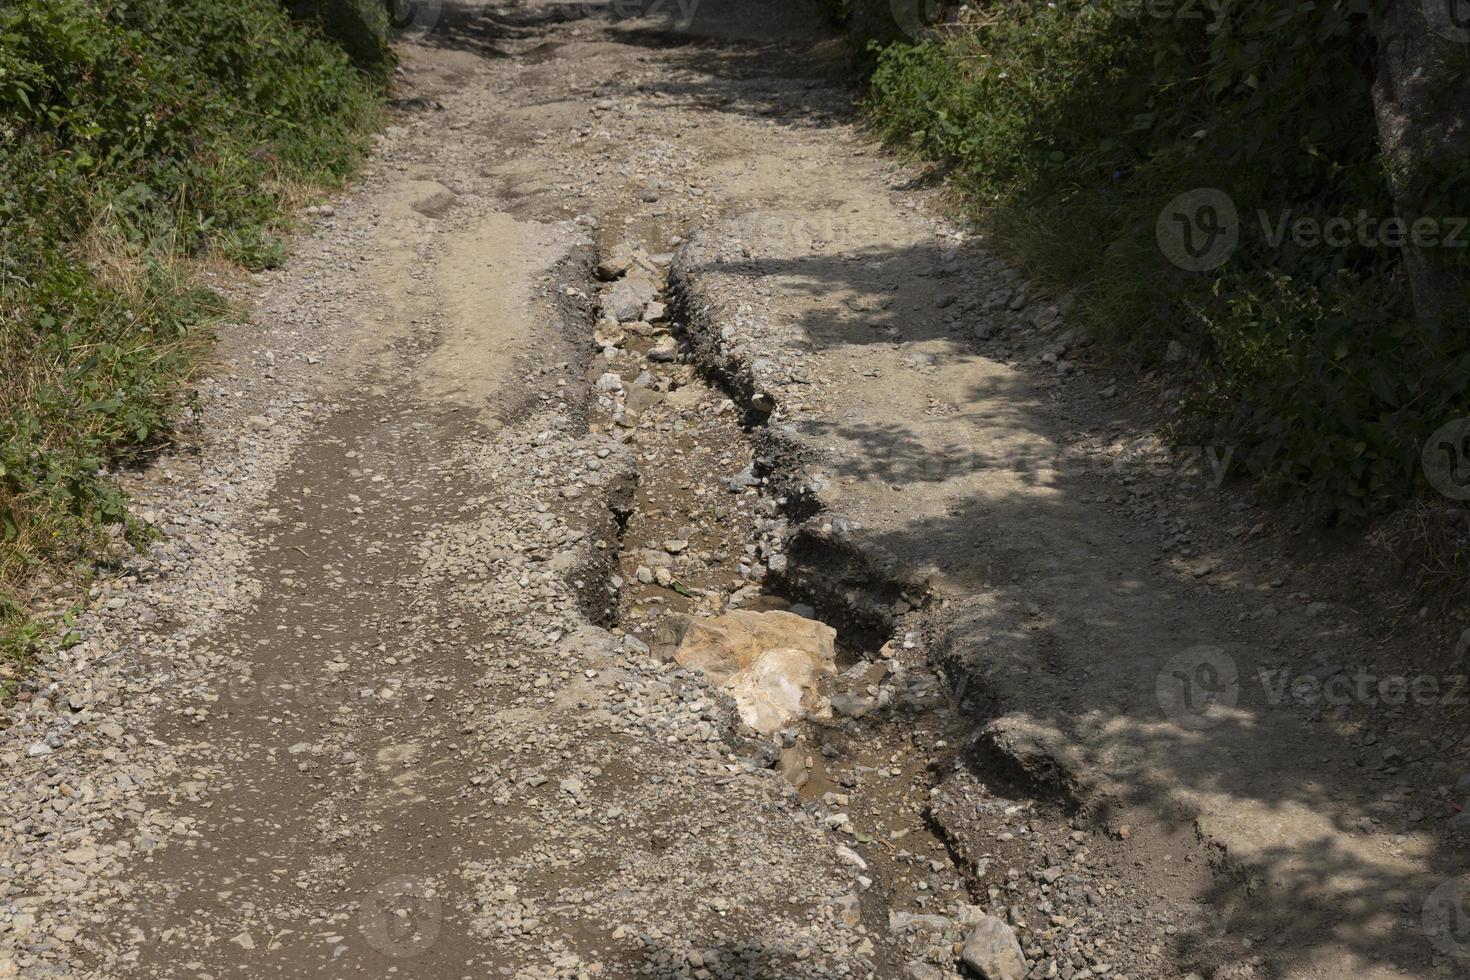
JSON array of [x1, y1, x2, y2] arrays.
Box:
[[0, 0, 386, 686]]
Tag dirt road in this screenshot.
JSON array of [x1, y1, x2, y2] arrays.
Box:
[[3, 3, 1466, 979]]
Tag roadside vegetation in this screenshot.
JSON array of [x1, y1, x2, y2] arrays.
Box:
[[0, 0, 387, 686], [831, 0, 1470, 523]]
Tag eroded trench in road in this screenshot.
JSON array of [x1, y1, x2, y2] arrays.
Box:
[[104, 204, 1188, 980], [573, 219, 1050, 954], [572, 212, 1210, 979]]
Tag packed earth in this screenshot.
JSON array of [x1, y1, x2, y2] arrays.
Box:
[[4, 3, 1469, 979]]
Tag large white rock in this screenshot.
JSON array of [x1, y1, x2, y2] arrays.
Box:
[[724, 647, 821, 734], [674, 610, 837, 734], [600, 276, 657, 322]]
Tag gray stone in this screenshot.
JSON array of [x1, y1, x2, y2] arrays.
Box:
[[601, 279, 653, 321], [648, 337, 679, 363], [829, 693, 872, 719], [960, 916, 1027, 980], [597, 247, 633, 281]]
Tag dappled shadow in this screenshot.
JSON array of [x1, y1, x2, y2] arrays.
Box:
[[680, 234, 1470, 976], [406, 0, 852, 128], [1173, 836, 1466, 978], [712, 124, 1444, 980], [392, 0, 1470, 973], [691, 242, 987, 349], [401, 0, 614, 58], [633, 934, 885, 979], [609, 15, 856, 130], [799, 416, 1062, 493]]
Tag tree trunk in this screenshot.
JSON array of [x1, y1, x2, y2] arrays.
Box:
[[1370, 0, 1470, 326]]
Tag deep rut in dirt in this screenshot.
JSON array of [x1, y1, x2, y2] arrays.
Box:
[[583, 227, 996, 886]]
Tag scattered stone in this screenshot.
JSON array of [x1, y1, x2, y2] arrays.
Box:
[[834, 845, 868, 872], [601, 278, 655, 321], [960, 916, 1027, 980], [647, 336, 679, 363], [829, 692, 873, 719], [777, 745, 809, 788], [597, 246, 634, 281]]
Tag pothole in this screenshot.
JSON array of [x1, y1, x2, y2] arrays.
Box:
[[576, 229, 999, 951]]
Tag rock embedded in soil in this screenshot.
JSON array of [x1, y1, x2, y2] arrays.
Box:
[[600, 277, 656, 322], [674, 609, 838, 733], [724, 646, 825, 734], [674, 609, 836, 684], [960, 916, 1028, 980], [597, 245, 634, 281]]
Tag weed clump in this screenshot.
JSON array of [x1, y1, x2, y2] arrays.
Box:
[[0, 0, 386, 680]]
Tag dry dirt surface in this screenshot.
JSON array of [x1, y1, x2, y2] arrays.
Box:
[[3, 3, 1469, 979]]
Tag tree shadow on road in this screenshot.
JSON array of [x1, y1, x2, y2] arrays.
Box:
[[409, 0, 853, 129], [405, 0, 601, 59], [392, 1, 1470, 974], [679, 231, 1470, 977]]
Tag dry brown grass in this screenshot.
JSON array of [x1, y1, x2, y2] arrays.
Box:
[[0, 219, 218, 681], [1371, 497, 1470, 611]]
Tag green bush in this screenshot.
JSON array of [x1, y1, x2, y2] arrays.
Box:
[[866, 0, 1468, 520], [1186, 272, 1470, 510], [1, 0, 383, 268], [284, 0, 396, 79], [0, 0, 384, 676]]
